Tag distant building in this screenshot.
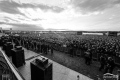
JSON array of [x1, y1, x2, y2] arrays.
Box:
[[82, 32, 103, 35], [103, 32, 106, 36], [108, 31, 118, 36], [77, 31, 82, 35]]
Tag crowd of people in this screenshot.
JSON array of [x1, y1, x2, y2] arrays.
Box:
[[10, 34, 54, 55], [5, 31, 120, 75], [99, 54, 115, 74], [13, 31, 120, 56]]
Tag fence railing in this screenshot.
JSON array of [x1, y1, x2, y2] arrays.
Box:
[[0, 48, 25, 80]]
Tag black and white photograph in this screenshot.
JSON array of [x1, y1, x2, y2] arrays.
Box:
[[0, 0, 120, 80]]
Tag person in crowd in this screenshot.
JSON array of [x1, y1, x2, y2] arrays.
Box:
[[107, 57, 115, 73], [50, 46, 54, 55], [104, 56, 115, 74], [27, 40, 31, 50], [37, 42, 41, 53], [99, 54, 106, 71], [41, 44, 44, 53], [44, 44, 48, 54], [84, 49, 91, 65], [70, 47, 74, 57], [89, 49, 93, 64], [77, 75, 80, 80], [47, 44, 49, 54]]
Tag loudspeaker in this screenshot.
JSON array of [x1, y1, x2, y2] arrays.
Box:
[[35, 57, 48, 68], [31, 57, 52, 80], [4, 42, 13, 57], [11, 48, 25, 68], [15, 46, 22, 50]]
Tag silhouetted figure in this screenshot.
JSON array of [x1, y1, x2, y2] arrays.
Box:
[[84, 50, 91, 65], [99, 54, 106, 71], [104, 57, 115, 74], [108, 57, 115, 73], [77, 75, 80, 80], [51, 46, 53, 55], [70, 47, 74, 57]]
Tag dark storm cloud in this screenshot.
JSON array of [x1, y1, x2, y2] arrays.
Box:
[[0, 0, 65, 14], [0, 0, 21, 14], [21, 3, 65, 13], [0, 22, 5, 24], [70, 0, 120, 14], [10, 23, 44, 30], [0, 21, 44, 30], [4, 17, 20, 23]]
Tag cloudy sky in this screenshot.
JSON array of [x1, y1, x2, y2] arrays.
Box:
[[0, 0, 120, 31]]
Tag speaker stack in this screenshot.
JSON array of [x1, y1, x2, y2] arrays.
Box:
[[11, 46, 25, 68], [3, 42, 13, 57], [30, 56, 52, 80]]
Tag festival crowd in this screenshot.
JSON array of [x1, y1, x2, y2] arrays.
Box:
[[4, 31, 120, 74]]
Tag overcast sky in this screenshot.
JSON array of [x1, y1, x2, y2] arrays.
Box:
[[0, 0, 120, 31]]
